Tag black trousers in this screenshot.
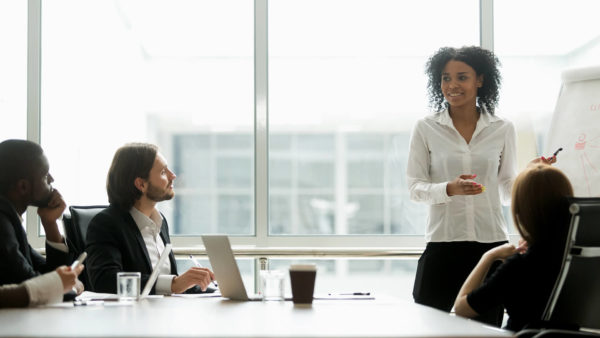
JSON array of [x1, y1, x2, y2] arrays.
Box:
[[413, 241, 506, 327]]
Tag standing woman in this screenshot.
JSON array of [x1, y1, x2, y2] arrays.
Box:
[[407, 46, 521, 323]]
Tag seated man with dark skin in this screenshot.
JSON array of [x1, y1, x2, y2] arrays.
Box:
[[0, 139, 82, 292], [86, 142, 215, 295], [0, 265, 84, 308]]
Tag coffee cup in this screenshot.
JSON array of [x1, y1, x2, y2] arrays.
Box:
[[289, 264, 317, 304]]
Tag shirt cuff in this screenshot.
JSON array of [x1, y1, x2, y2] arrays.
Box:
[[431, 182, 453, 204], [46, 238, 69, 253], [23, 271, 64, 306], [155, 275, 176, 295]]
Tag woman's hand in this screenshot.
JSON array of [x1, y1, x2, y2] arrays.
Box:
[[518, 238, 529, 252], [484, 243, 527, 262], [528, 155, 557, 166], [446, 174, 484, 196]]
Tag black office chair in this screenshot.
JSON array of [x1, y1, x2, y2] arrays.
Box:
[[62, 205, 107, 291], [517, 197, 600, 338]]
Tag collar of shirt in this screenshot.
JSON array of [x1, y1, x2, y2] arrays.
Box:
[[129, 207, 163, 236], [434, 107, 502, 129]]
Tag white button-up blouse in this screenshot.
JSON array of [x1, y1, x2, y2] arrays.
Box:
[[407, 109, 517, 243]]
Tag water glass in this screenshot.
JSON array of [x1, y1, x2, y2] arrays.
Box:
[[117, 272, 141, 301], [260, 270, 285, 301]]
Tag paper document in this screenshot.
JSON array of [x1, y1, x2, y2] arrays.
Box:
[[170, 291, 222, 298]]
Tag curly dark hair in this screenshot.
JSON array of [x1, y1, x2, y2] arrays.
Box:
[[425, 46, 501, 114]]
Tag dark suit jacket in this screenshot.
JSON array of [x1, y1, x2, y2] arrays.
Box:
[[0, 197, 74, 285], [0, 283, 29, 308], [85, 204, 178, 294]]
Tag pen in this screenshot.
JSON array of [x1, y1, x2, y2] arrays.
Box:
[[328, 292, 371, 296], [70, 252, 87, 270], [189, 255, 218, 287], [73, 300, 103, 306]]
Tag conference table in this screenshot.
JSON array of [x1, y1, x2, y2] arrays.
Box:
[[0, 295, 513, 337]]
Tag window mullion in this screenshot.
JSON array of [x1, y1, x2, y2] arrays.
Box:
[[255, 0, 269, 246], [480, 0, 494, 50], [26, 0, 43, 248]]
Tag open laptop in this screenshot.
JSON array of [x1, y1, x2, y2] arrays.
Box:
[[140, 243, 172, 298], [75, 244, 172, 303], [201, 235, 263, 301]]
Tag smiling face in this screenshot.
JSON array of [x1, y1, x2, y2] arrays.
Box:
[[441, 60, 483, 111], [144, 153, 176, 202]]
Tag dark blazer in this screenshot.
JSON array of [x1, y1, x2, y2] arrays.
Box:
[[85, 204, 178, 294], [0, 197, 74, 285]]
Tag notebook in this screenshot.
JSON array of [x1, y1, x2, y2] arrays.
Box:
[[201, 235, 263, 301]]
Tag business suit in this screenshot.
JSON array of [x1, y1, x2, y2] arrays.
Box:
[[85, 204, 178, 294], [0, 197, 73, 285], [0, 283, 28, 308]]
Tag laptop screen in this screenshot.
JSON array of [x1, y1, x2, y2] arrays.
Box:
[[140, 243, 172, 297], [202, 235, 254, 300]]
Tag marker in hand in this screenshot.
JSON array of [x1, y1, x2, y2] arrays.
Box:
[[553, 147, 563, 157], [541, 147, 562, 164]]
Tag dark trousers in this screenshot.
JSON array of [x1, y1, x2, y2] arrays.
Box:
[[413, 241, 506, 327]]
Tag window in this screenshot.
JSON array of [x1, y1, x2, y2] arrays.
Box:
[[268, 0, 479, 235], [0, 0, 27, 141], [26, 0, 598, 243], [495, 0, 600, 158], [37, 0, 482, 241], [23, 0, 600, 299], [177, 256, 418, 302], [39, 0, 254, 236]]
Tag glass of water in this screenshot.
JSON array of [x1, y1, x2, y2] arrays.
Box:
[[117, 272, 141, 301], [260, 270, 285, 301]]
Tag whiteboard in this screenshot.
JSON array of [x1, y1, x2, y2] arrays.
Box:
[[545, 66, 600, 197]]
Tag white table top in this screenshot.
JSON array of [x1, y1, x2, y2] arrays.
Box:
[[0, 296, 513, 337]]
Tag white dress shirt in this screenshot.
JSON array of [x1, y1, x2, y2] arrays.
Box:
[[22, 271, 64, 306], [406, 109, 517, 243], [129, 207, 174, 295]]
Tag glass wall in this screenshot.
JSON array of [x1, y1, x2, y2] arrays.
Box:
[[18, 0, 600, 297], [34, 0, 600, 239], [268, 258, 417, 300], [40, 0, 254, 235], [495, 0, 600, 159], [268, 0, 479, 235], [492, 0, 600, 234], [177, 256, 418, 301], [0, 0, 27, 141]]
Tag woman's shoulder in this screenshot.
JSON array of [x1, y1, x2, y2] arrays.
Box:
[[483, 110, 514, 127], [417, 110, 447, 126], [503, 246, 552, 271]]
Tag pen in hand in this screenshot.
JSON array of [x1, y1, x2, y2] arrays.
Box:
[[189, 255, 218, 287]]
